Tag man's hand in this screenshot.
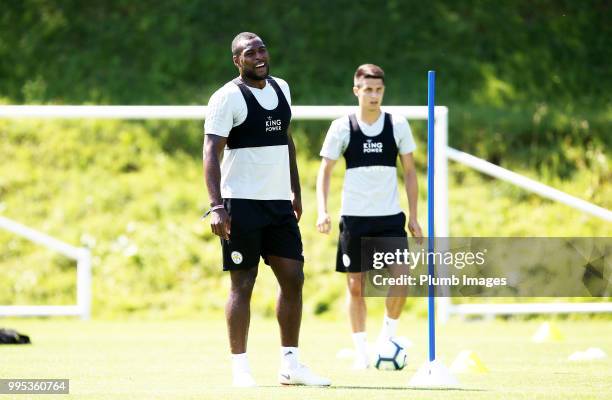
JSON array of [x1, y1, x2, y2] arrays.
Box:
[[210, 208, 231, 240], [407, 217, 423, 245], [316, 212, 331, 234], [292, 193, 302, 222], [316, 158, 336, 234]]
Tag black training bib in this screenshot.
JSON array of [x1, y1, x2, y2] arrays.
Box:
[[343, 113, 398, 169], [226, 77, 292, 149]]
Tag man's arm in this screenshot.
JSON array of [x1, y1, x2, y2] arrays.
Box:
[[315, 157, 337, 234], [287, 131, 302, 221], [399, 153, 423, 243], [203, 134, 231, 240]]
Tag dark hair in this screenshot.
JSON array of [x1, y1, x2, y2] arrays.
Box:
[[354, 64, 385, 86], [231, 32, 260, 56]]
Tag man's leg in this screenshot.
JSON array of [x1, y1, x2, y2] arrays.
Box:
[[378, 264, 409, 343], [347, 272, 370, 368], [346, 272, 367, 332], [226, 267, 258, 386], [380, 295, 406, 342], [227, 267, 258, 353], [268, 255, 330, 386], [385, 296, 407, 319], [268, 255, 303, 348], [385, 264, 408, 319]]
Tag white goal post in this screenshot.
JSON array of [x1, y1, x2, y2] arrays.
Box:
[[0, 105, 610, 321], [0, 216, 92, 320]]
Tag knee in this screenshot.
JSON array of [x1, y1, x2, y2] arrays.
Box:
[[284, 268, 304, 293], [347, 277, 363, 298], [231, 270, 257, 297]]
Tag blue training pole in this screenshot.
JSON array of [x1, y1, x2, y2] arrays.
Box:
[[427, 70, 436, 363]]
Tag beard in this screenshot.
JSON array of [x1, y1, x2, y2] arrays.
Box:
[[242, 65, 269, 81]]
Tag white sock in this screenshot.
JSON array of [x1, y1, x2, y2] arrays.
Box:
[[380, 314, 399, 340], [280, 346, 299, 370], [231, 353, 250, 374], [351, 332, 369, 361]]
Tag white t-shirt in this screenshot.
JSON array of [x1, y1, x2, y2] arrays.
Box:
[[204, 77, 292, 200], [320, 112, 416, 216]]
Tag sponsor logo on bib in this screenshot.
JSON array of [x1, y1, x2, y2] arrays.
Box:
[[266, 116, 283, 132], [363, 139, 383, 153]]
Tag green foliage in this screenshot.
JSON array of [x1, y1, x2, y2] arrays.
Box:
[[2, 0, 609, 176], [0, 1, 610, 317], [1, 0, 610, 106]]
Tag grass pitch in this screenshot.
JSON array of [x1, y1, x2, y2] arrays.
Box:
[[0, 317, 610, 399]]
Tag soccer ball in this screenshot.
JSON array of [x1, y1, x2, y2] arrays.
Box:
[[374, 339, 407, 370]]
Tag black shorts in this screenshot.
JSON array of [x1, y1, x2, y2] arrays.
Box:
[[221, 198, 304, 271], [336, 212, 408, 273]]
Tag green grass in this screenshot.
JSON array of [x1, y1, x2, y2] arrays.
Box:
[[1, 316, 611, 399]]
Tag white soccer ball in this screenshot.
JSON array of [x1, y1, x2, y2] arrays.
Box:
[[375, 339, 407, 371]]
